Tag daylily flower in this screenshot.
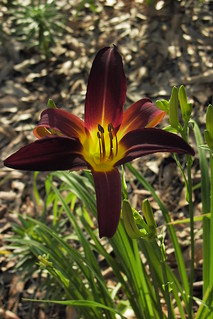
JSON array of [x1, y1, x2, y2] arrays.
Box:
[[4, 46, 194, 238]]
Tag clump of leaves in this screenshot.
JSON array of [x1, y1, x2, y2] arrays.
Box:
[[9, 0, 67, 57]]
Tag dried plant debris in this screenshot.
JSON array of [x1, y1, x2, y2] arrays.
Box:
[[0, 0, 212, 317]]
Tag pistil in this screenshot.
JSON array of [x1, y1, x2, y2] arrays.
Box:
[[108, 123, 118, 156], [109, 131, 114, 159], [112, 125, 118, 156]]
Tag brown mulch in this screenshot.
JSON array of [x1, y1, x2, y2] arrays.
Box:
[[0, 0, 212, 318]]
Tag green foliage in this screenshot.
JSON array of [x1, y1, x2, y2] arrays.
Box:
[[5, 168, 191, 318], [8, 0, 67, 57]]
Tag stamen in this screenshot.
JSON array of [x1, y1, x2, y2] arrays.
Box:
[[108, 123, 112, 133], [97, 124, 105, 160], [97, 132, 102, 159]]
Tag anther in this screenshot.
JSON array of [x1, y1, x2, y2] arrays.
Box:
[[98, 124, 104, 134], [108, 123, 112, 132]]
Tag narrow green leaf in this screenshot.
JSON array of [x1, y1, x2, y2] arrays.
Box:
[[167, 213, 210, 225], [23, 299, 127, 319]]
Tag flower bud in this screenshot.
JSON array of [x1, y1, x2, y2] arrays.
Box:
[[122, 200, 146, 239], [142, 199, 157, 237], [169, 86, 180, 129], [155, 99, 170, 113], [47, 99, 57, 108], [178, 85, 192, 123], [38, 254, 53, 268]]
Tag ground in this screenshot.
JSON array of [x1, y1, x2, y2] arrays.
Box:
[[0, 0, 212, 318]]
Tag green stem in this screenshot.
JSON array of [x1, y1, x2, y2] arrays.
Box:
[[187, 154, 194, 319], [209, 152, 213, 318], [180, 123, 195, 318]]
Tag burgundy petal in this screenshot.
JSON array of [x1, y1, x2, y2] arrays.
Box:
[[85, 46, 126, 131], [34, 108, 85, 139], [116, 128, 194, 165], [4, 137, 87, 171], [119, 98, 166, 137], [92, 168, 121, 238]]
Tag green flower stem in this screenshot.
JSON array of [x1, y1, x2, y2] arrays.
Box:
[[186, 154, 194, 319], [178, 122, 194, 319], [209, 152, 213, 318], [175, 152, 194, 319]]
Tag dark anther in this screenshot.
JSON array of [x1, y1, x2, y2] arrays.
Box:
[[98, 124, 104, 133], [108, 123, 112, 132]]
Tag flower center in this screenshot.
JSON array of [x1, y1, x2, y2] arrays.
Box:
[[81, 123, 124, 172]]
